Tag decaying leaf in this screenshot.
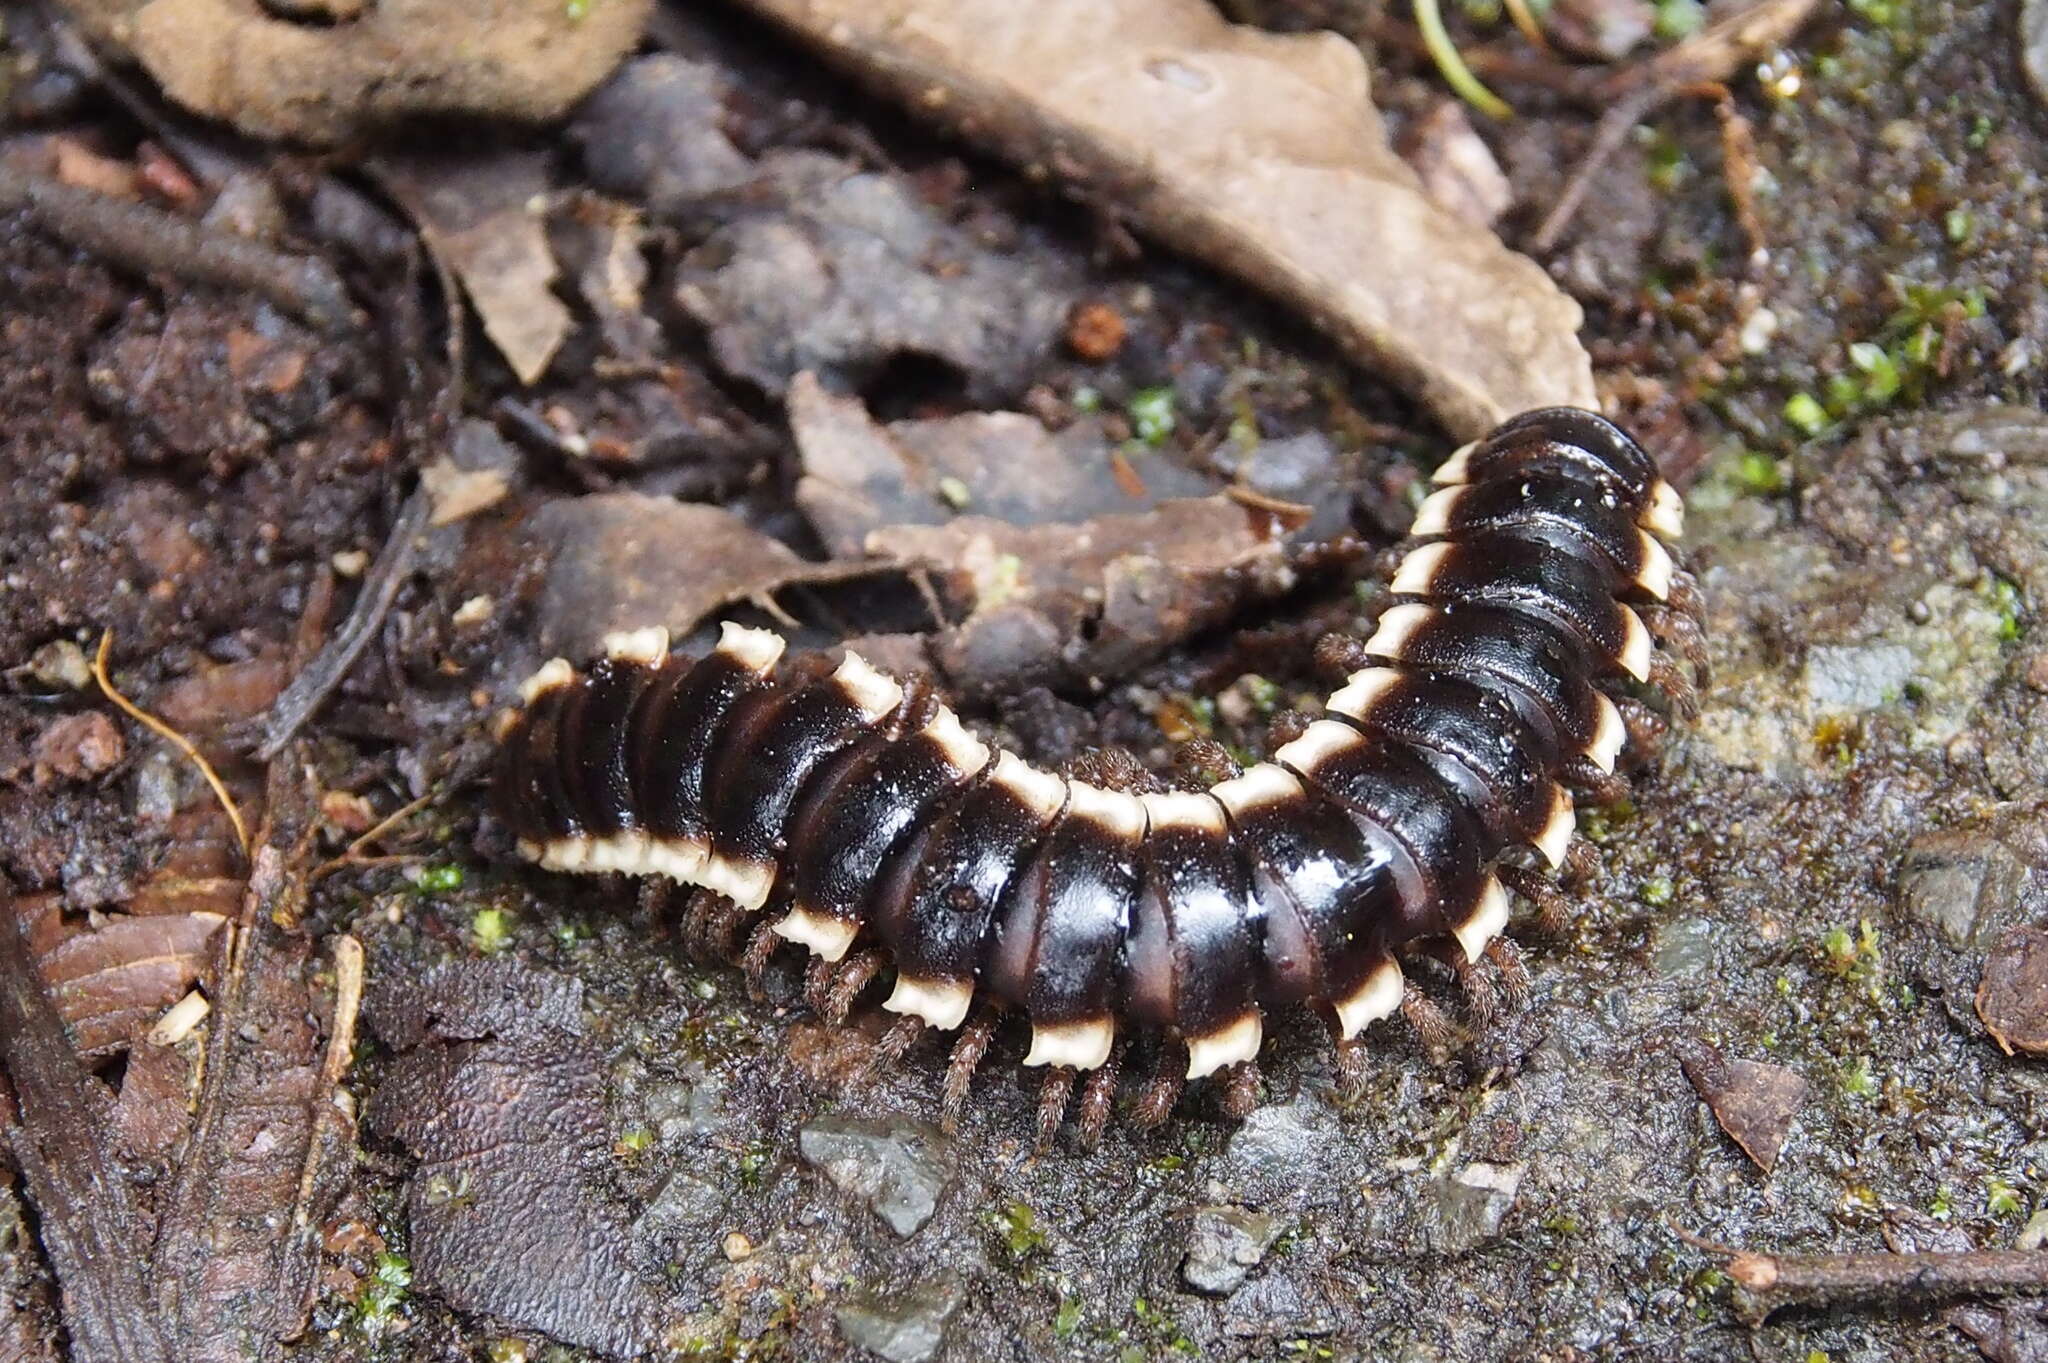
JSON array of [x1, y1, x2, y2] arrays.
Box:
[[789, 371, 1215, 558], [364, 959, 658, 1357], [57, 0, 650, 145], [379, 149, 571, 386], [674, 150, 1074, 405], [873, 494, 1298, 696], [1680, 1039, 1808, 1174], [729, 0, 1594, 438], [524, 492, 881, 662], [1977, 928, 2048, 1056]]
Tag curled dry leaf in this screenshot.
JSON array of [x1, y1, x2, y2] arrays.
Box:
[[13, 891, 224, 1057], [378, 148, 571, 387], [728, 0, 1595, 438]]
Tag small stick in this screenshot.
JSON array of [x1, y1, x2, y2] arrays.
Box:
[[254, 490, 428, 760], [93, 631, 250, 861], [1724, 1247, 2048, 1324], [0, 163, 357, 333]]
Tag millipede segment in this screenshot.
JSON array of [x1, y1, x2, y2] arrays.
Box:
[[493, 407, 1696, 1136]]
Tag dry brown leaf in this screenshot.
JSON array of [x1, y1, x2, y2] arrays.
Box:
[[1977, 928, 2048, 1056], [21, 899, 224, 1057], [525, 493, 881, 660], [729, 0, 1593, 438], [57, 0, 649, 145], [379, 149, 571, 387], [1680, 1039, 1808, 1174], [872, 495, 1296, 695]]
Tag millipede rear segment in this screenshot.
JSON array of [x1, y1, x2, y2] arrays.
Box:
[[493, 407, 1703, 1146]]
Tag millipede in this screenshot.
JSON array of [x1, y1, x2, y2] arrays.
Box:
[[493, 406, 1706, 1148]]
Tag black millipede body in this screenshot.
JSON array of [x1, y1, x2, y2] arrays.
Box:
[[493, 407, 1702, 1140]]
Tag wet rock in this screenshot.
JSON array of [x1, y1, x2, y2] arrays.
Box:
[[1802, 641, 1919, 712], [643, 1073, 725, 1144], [1425, 1161, 1524, 1256], [1224, 1096, 1346, 1204], [675, 151, 1072, 405], [633, 1167, 728, 1268], [1948, 1299, 2048, 1363], [1679, 1040, 1807, 1174], [1899, 826, 2034, 950], [1181, 1205, 1284, 1296], [835, 1274, 963, 1363], [1650, 915, 1722, 978], [1977, 927, 2048, 1056], [574, 54, 754, 212], [798, 1112, 952, 1237]]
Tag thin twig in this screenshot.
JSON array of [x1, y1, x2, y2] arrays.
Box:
[[0, 163, 358, 333], [1725, 1247, 2048, 1324], [93, 632, 250, 862], [253, 490, 429, 760], [313, 786, 440, 881]]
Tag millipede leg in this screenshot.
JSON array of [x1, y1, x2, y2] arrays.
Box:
[[1563, 837, 1601, 885], [1313, 631, 1373, 677], [1333, 1037, 1370, 1104], [802, 955, 836, 1016], [1615, 695, 1670, 756], [1401, 982, 1456, 1056], [1075, 1046, 1123, 1151], [1646, 654, 1700, 720], [638, 877, 672, 923], [1035, 1067, 1077, 1152], [1174, 737, 1242, 788], [1453, 954, 1499, 1027], [739, 922, 779, 998], [1641, 604, 1709, 669], [1131, 1046, 1185, 1129], [1563, 757, 1631, 805], [1498, 862, 1572, 936], [1486, 937, 1532, 1008], [821, 950, 885, 1025], [941, 1010, 999, 1134], [857, 1014, 924, 1083], [1667, 568, 1706, 627], [680, 889, 720, 960], [1220, 1060, 1262, 1119]]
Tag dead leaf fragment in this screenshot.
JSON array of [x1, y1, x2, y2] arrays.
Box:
[[1680, 1040, 1808, 1173], [525, 492, 875, 661], [789, 372, 1213, 559], [1977, 928, 2048, 1056], [379, 149, 571, 386], [729, 0, 1593, 437], [31, 711, 124, 785], [57, 0, 651, 145], [364, 959, 658, 1357], [420, 458, 511, 527]]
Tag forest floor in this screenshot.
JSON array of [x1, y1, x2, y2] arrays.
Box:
[[3, 2, 2047, 1361]]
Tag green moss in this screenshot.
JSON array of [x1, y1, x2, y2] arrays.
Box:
[[358, 1251, 412, 1331], [1783, 392, 1830, 437], [1840, 1055, 1878, 1099], [417, 862, 465, 894], [1639, 876, 1676, 907], [1071, 385, 1103, 414], [1987, 1175, 2024, 1218], [1653, 0, 1704, 39], [1054, 1295, 1083, 1338], [1128, 387, 1177, 446], [472, 907, 511, 954], [989, 1199, 1048, 1261]]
